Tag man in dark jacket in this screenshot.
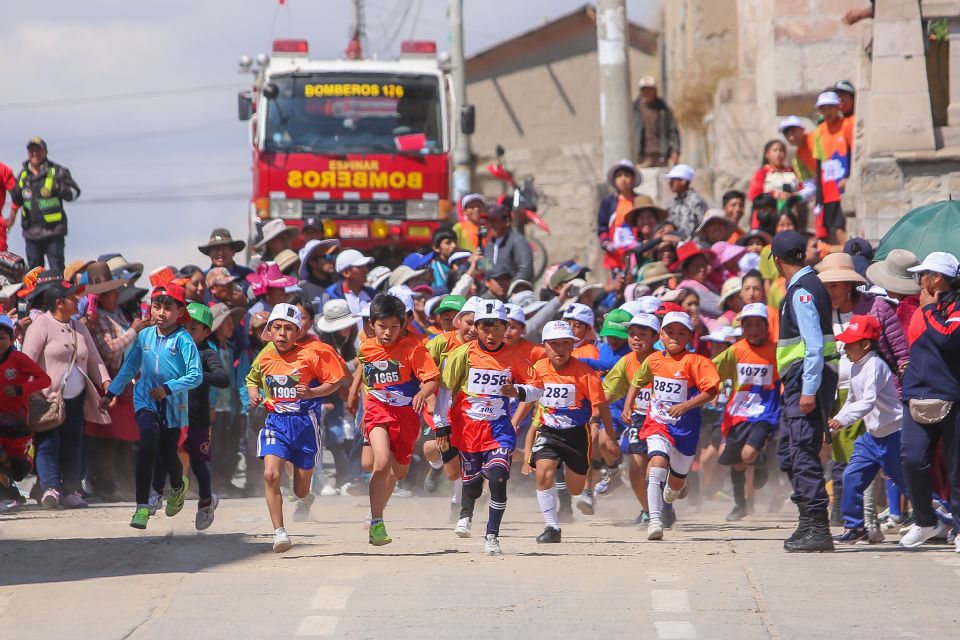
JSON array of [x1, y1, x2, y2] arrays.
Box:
[[10, 137, 80, 272], [633, 77, 681, 168], [481, 204, 534, 283]]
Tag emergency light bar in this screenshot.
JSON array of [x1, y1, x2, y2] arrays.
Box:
[[400, 40, 437, 55], [273, 39, 309, 55]]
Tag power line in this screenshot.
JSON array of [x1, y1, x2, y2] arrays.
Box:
[[0, 83, 245, 112]]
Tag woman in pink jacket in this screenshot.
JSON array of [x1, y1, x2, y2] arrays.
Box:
[[22, 280, 111, 509]]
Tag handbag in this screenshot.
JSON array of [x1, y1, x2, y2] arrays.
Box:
[[908, 398, 955, 425], [28, 320, 78, 433]]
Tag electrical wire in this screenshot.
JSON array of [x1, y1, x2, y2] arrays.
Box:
[[0, 83, 244, 112]]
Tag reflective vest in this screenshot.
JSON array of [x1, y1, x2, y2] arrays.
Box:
[[18, 167, 64, 226], [776, 267, 838, 382]]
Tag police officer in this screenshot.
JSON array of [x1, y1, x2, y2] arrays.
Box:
[[10, 137, 80, 272], [773, 230, 838, 552]]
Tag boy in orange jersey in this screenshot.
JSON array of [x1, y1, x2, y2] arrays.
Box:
[[518, 321, 613, 543], [713, 303, 780, 522], [433, 299, 543, 555], [625, 311, 720, 541], [357, 294, 440, 545], [246, 304, 349, 553]]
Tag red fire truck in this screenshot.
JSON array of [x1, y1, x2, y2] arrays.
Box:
[[238, 39, 471, 256]]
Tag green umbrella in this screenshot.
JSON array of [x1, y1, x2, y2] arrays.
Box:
[[875, 200, 960, 261]]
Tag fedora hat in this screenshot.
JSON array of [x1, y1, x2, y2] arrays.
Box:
[[866, 249, 921, 296], [639, 261, 675, 286], [817, 252, 867, 285], [625, 195, 668, 226], [274, 249, 301, 275], [255, 219, 299, 250], [199, 228, 245, 255], [209, 302, 245, 334], [100, 254, 144, 280], [84, 261, 130, 295], [64, 259, 94, 284], [696, 209, 736, 237], [316, 298, 359, 333]]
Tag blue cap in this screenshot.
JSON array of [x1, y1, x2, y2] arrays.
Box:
[[402, 251, 434, 270], [0, 314, 14, 334], [771, 230, 806, 262]]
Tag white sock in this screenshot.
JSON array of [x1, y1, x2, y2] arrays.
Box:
[[537, 487, 560, 530], [450, 478, 462, 504], [647, 467, 668, 522], [428, 454, 443, 470]]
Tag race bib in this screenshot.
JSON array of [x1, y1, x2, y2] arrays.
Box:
[[613, 226, 636, 249], [737, 363, 772, 387], [541, 383, 575, 409], [467, 368, 511, 396], [652, 376, 687, 403], [822, 159, 844, 182], [633, 387, 652, 414], [366, 360, 401, 388], [266, 374, 298, 401]]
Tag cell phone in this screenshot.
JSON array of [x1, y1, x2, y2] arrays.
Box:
[[17, 302, 27, 317]]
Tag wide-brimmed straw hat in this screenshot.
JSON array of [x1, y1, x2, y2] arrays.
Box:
[[817, 252, 867, 285], [866, 249, 920, 296], [316, 299, 359, 333], [83, 261, 130, 295]]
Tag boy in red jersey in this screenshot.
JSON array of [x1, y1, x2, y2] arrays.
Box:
[[433, 299, 543, 555], [359, 294, 440, 545], [518, 320, 613, 543]]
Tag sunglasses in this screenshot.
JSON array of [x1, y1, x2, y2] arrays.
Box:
[[913, 270, 935, 283]]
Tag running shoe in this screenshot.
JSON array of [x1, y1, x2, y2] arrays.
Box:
[[273, 527, 293, 553], [663, 485, 682, 504], [195, 495, 220, 531], [834, 527, 867, 544], [423, 466, 444, 493], [647, 520, 664, 540], [319, 483, 338, 497], [454, 517, 472, 538], [363, 513, 372, 530], [856, 526, 885, 545], [595, 470, 612, 496], [392, 486, 413, 499], [635, 511, 650, 526], [536, 527, 561, 544], [62, 492, 88, 509], [662, 503, 677, 529], [576, 491, 595, 516], [369, 521, 392, 546], [484, 533, 502, 555], [165, 476, 190, 517], [726, 504, 748, 522], [899, 521, 945, 549], [339, 481, 366, 497], [130, 507, 150, 530], [0, 499, 18, 513], [293, 493, 315, 522], [955, 534, 960, 554], [147, 490, 163, 516], [40, 488, 60, 509]]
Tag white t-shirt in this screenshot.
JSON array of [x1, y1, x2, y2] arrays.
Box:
[[833, 309, 854, 392], [63, 366, 85, 399]]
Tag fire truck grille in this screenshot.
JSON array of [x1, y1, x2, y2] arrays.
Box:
[[301, 200, 403, 218]]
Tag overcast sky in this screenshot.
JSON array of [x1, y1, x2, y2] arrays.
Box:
[[1, 0, 660, 274]]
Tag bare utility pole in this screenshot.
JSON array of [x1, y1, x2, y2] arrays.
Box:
[[449, 0, 471, 199], [346, 0, 365, 59], [596, 0, 633, 170]]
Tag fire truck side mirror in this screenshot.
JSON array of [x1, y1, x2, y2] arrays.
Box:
[[262, 82, 279, 99], [238, 92, 254, 121], [460, 104, 475, 135]]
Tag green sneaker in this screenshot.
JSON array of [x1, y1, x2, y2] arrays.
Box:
[[369, 521, 392, 546], [130, 507, 150, 530], [165, 476, 190, 517]]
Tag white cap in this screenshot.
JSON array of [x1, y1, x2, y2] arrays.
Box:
[[448, 251, 472, 265], [629, 313, 661, 333], [542, 320, 576, 341], [424, 295, 444, 318], [267, 303, 302, 329], [703, 325, 740, 344], [562, 302, 595, 326], [661, 311, 693, 331], [366, 265, 392, 290], [460, 193, 485, 209], [638, 75, 657, 88], [504, 303, 526, 325], [740, 302, 769, 321], [474, 299, 508, 322], [336, 249, 374, 273], [636, 295, 662, 314], [778, 115, 805, 132], [907, 251, 960, 278], [359, 302, 371, 319], [456, 295, 482, 320], [816, 91, 841, 107], [387, 285, 415, 313], [663, 164, 694, 182], [618, 300, 644, 316]]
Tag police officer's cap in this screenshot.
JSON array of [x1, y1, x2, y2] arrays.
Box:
[[26, 137, 47, 151], [771, 230, 806, 263]]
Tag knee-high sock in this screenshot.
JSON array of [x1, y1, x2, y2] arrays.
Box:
[[461, 479, 481, 519], [537, 486, 560, 530], [486, 467, 509, 536], [648, 466, 668, 522]]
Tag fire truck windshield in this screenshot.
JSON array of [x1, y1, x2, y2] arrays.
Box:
[[263, 73, 444, 155]]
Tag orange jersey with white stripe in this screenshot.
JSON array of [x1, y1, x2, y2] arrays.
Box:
[[533, 357, 605, 430], [358, 335, 439, 408]]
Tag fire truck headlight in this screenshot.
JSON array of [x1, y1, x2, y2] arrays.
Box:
[[322, 220, 338, 239], [405, 200, 438, 220], [371, 220, 390, 240]]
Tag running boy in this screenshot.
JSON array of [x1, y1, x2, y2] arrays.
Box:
[[0, 315, 51, 508], [358, 294, 440, 545], [606, 313, 660, 524], [101, 283, 202, 530], [625, 311, 720, 540], [246, 303, 348, 553], [518, 321, 613, 543], [433, 299, 543, 555], [828, 315, 907, 545], [712, 303, 780, 522]]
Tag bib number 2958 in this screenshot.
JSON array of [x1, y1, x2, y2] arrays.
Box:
[[467, 368, 510, 395]]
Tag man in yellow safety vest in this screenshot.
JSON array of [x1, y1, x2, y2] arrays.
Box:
[[10, 137, 80, 272]]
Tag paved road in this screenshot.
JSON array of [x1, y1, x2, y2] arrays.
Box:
[[1, 489, 957, 639]]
